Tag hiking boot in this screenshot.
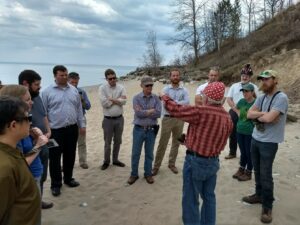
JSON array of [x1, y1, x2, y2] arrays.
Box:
[[152, 168, 159, 176], [261, 208, 272, 223], [225, 154, 236, 159], [238, 170, 252, 181], [242, 194, 262, 204], [145, 176, 154, 184], [127, 176, 139, 185], [233, 167, 244, 179]]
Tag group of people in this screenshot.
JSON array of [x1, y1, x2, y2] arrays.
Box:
[[0, 63, 288, 225]]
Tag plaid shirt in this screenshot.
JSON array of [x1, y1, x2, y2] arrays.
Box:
[[162, 95, 233, 157]]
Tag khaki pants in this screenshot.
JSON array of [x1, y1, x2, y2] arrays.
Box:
[[154, 117, 184, 169], [78, 116, 87, 165]]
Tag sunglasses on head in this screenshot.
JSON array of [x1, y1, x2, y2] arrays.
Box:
[[108, 77, 117, 81], [145, 84, 153, 87], [16, 114, 32, 123]]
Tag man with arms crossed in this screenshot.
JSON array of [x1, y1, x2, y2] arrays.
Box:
[[99, 69, 127, 170], [243, 70, 288, 224]]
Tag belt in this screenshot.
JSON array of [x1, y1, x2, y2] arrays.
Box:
[[104, 115, 122, 119], [164, 115, 174, 118], [186, 150, 218, 159], [53, 123, 77, 130], [135, 124, 156, 130]]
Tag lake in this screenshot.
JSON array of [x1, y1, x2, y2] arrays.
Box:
[[0, 62, 136, 88]]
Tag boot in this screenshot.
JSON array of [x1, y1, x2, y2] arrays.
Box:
[[261, 208, 272, 223], [232, 167, 244, 179], [242, 194, 262, 204], [238, 170, 252, 181]]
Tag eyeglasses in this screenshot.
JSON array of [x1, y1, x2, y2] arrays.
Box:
[[242, 90, 251, 93], [108, 77, 117, 81], [145, 84, 153, 87], [16, 114, 32, 123], [260, 77, 271, 81]]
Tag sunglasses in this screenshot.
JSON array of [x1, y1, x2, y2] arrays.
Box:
[[108, 77, 117, 81], [144, 84, 153, 87], [16, 114, 32, 123], [242, 90, 251, 93]]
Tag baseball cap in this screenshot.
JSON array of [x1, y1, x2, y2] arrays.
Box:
[[141, 76, 154, 85], [240, 83, 254, 91], [257, 70, 277, 80], [203, 82, 225, 102]]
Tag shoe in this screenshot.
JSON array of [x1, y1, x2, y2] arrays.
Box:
[[127, 176, 139, 185], [238, 170, 252, 181], [80, 163, 89, 169], [152, 168, 159, 176], [101, 163, 109, 170], [177, 134, 186, 144], [168, 165, 178, 174], [242, 194, 262, 204], [64, 179, 80, 188], [51, 187, 61, 197], [145, 176, 154, 184], [113, 161, 125, 167], [225, 154, 236, 159], [261, 208, 272, 223], [42, 201, 54, 209], [233, 167, 244, 179]]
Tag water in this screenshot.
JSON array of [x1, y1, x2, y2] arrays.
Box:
[[0, 62, 136, 88]]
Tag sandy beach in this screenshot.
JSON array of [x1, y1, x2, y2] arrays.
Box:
[[42, 80, 300, 225]]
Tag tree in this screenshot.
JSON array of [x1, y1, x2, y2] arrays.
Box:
[[230, 0, 241, 39], [169, 0, 208, 65], [266, 0, 281, 18], [243, 0, 255, 33], [142, 31, 163, 76]]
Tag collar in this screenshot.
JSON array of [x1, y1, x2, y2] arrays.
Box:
[[167, 84, 184, 89], [139, 92, 153, 98], [53, 82, 70, 89]]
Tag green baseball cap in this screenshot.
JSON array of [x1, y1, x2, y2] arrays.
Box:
[[257, 70, 277, 80], [240, 83, 254, 92]]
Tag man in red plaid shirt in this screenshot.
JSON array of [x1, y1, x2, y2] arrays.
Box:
[[161, 82, 233, 225]]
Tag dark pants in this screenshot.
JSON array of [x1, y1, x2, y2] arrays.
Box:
[[102, 116, 124, 164], [251, 138, 278, 209], [39, 145, 49, 195], [237, 133, 253, 171], [49, 124, 78, 188], [229, 109, 238, 155]]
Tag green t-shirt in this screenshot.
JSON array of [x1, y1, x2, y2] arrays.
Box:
[[237, 98, 255, 135]]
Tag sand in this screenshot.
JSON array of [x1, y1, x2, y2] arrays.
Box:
[[42, 80, 300, 225]]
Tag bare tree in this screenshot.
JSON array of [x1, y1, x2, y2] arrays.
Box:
[[169, 0, 208, 65], [266, 0, 281, 18], [243, 0, 255, 33], [143, 30, 163, 76]]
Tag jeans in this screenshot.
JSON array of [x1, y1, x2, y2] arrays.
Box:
[[182, 154, 220, 225], [229, 109, 238, 155], [131, 125, 156, 177], [251, 138, 278, 209], [237, 133, 253, 171]]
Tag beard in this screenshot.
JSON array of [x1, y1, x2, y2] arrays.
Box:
[[260, 82, 276, 94], [171, 79, 180, 85], [29, 89, 40, 98]]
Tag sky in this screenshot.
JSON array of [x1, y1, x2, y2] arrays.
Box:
[[0, 0, 181, 67]]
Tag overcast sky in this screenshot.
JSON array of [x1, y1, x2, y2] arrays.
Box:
[[0, 0, 181, 66]]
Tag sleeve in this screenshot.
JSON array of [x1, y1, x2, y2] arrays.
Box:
[[176, 89, 190, 105], [271, 94, 288, 114], [133, 96, 148, 118], [99, 86, 113, 108], [226, 85, 234, 98], [253, 96, 263, 110], [195, 86, 201, 95], [236, 99, 243, 110], [149, 95, 162, 119], [41, 90, 49, 114], [76, 91, 85, 128], [82, 90, 91, 110], [117, 86, 127, 105], [254, 84, 260, 97], [162, 95, 200, 124], [0, 175, 16, 221]]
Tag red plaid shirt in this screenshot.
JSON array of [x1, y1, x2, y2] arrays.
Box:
[[162, 95, 233, 157]]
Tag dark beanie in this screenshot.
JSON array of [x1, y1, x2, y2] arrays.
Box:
[[241, 64, 253, 76]]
